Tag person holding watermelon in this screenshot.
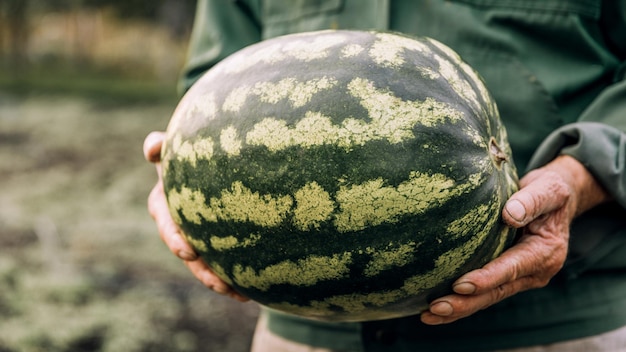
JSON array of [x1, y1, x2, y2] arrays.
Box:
[[143, 0, 626, 350]]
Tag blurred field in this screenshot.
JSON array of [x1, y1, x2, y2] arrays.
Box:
[[0, 70, 260, 352], [1, 3, 261, 350]]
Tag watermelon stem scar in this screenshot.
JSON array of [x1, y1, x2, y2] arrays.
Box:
[[489, 137, 509, 169]]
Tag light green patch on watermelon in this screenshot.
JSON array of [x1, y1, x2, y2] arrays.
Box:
[[433, 53, 479, 115], [232, 252, 352, 291], [246, 111, 366, 151], [468, 171, 485, 186], [254, 78, 301, 104], [170, 134, 215, 166], [369, 32, 432, 68], [363, 241, 420, 277], [459, 124, 488, 149], [183, 232, 209, 253], [446, 203, 491, 240], [190, 92, 218, 120], [503, 158, 520, 196], [315, 290, 406, 314], [258, 77, 338, 108], [460, 59, 495, 117], [268, 285, 416, 319], [165, 94, 218, 165], [167, 182, 292, 227], [245, 118, 292, 151], [222, 77, 338, 113], [417, 66, 440, 80], [402, 200, 500, 293], [243, 78, 463, 152], [220, 125, 242, 156], [427, 37, 496, 118], [222, 86, 252, 113], [216, 181, 293, 227], [293, 181, 335, 230], [341, 43, 365, 58], [333, 171, 478, 232], [347, 77, 463, 136], [166, 186, 217, 224], [491, 227, 512, 261], [282, 32, 349, 61], [209, 233, 261, 251], [209, 235, 238, 251], [219, 31, 348, 76]]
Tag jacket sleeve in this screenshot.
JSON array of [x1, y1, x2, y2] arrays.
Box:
[[178, 0, 262, 94], [527, 79, 626, 208], [526, 0, 626, 207], [527, 69, 626, 276]]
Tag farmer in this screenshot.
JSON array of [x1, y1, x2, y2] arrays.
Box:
[[143, 1, 626, 350]]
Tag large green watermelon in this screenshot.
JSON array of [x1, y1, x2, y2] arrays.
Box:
[[161, 30, 518, 322]]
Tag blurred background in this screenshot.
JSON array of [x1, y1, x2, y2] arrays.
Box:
[[0, 1, 260, 351]]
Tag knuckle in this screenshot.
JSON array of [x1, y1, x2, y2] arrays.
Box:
[[544, 172, 572, 204], [492, 284, 511, 302]]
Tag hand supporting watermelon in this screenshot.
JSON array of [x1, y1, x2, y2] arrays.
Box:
[[143, 131, 249, 302], [420, 155, 611, 325]]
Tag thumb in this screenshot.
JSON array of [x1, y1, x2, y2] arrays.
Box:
[[502, 170, 570, 228]]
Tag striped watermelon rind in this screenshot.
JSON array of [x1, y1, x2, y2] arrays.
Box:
[[162, 30, 518, 322]]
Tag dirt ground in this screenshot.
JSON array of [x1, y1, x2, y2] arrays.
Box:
[[0, 93, 260, 351]]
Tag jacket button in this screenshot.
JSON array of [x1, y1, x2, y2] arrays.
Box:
[[374, 329, 397, 345]]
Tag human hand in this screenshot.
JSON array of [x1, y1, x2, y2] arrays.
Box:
[[421, 155, 610, 325], [143, 131, 248, 302]]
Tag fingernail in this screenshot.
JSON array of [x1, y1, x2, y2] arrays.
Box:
[[505, 199, 526, 222], [431, 301, 454, 316], [453, 282, 476, 294], [178, 250, 198, 261]]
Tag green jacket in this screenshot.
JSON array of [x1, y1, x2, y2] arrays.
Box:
[[180, 0, 626, 350]]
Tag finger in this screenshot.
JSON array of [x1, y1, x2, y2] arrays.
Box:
[[502, 172, 570, 227], [453, 227, 566, 295], [185, 259, 249, 302], [143, 131, 166, 163], [422, 276, 537, 325], [451, 249, 525, 295], [148, 181, 198, 261]]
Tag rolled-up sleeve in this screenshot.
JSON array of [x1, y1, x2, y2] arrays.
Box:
[[527, 78, 626, 208]]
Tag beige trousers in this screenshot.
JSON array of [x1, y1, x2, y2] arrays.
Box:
[[250, 314, 626, 352]]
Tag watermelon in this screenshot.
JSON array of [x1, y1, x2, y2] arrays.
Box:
[[161, 30, 519, 322]]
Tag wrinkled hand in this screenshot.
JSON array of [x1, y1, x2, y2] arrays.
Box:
[[421, 155, 610, 325], [143, 131, 248, 302]]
